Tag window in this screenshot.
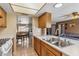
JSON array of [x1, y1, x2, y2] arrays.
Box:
[[17, 15, 31, 32]]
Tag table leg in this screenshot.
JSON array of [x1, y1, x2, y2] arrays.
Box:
[[21, 36, 24, 47]]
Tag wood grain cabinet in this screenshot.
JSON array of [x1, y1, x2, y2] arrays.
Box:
[[40, 40, 56, 56], [34, 37, 37, 51], [47, 50, 56, 56], [40, 40, 62, 56], [38, 12, 51, 28], [0, 7, 6, 28], [40, 44, 47, 56], [34, 36, 62, 56], [34, 37, 41, 55]]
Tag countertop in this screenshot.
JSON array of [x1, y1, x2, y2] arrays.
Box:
[[33, 35, 79, 56]]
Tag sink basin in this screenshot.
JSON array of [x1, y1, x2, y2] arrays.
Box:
[[53, 40, 74, 47], [45, 38, 57, 43], [43, 37, 74, 48]]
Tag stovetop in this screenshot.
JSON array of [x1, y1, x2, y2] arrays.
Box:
[[0, 38, 10, 47]]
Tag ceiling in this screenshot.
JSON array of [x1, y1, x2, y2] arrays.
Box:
[[36, 3, 79, 23], [2, 3, 79, 23], [0, 3, 13, 13], [11, 3, 45, 15], [11, 3, 79, 23]]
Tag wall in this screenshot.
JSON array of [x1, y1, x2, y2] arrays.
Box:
[[0, 13, 17, 55], [32, 16, 41, 47], [56, 19, 79, 34], [32, 16, 41, 36], [0, 13, 16, 38], [66, 19, 79, 34]]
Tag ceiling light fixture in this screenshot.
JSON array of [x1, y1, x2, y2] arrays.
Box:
[[54, 3, 63, 8]]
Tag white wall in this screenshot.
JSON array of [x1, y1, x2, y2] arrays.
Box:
[[0, 13, 16, 38], [32, 17, 41, 36]]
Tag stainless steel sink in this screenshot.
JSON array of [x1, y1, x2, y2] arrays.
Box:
[[53, 40, 74, 47], [43, 37, 74, 48], [45, 38, 57, 43]]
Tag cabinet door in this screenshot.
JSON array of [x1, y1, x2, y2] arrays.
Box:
[[34, 37, 37, 51], [0, 7, 6, 27], [34, 37, 41, 55], [36, 39, 41, 55], [38, 12, 51, 28], [41, 45, 47, 56], [40, 40, 62, 56], [47, 50, 55, 56], [38, 16, 46, 28]]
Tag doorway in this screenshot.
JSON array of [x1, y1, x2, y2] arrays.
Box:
[[16, 13, 33, 48]]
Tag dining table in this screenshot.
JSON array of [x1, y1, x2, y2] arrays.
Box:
[[16, 32, 28, 47]]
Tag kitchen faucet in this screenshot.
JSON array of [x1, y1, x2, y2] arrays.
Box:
[[57, 34, 70, 46]]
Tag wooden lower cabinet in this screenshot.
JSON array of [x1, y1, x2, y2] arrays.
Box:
[[36, 39, 41, 55], [47, 50, 56, 56], [34, 37, 37, 51], [34, 37, 41, 55], [34, 36, 62, 56], [40, 44, 55, 56], [40, 41, 56, 56], [40, 45, 47, 56]]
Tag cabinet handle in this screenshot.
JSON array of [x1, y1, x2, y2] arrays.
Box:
[[0, 16, 2, 18]]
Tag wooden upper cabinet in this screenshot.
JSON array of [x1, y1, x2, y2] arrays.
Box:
[[38, 12, 51, 28], [0, 7, 6, 28]]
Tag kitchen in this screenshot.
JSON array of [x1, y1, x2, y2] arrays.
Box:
[[0, 3, 79, 56]]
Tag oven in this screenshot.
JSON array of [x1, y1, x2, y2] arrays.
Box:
[[0, 39, 13, 56]]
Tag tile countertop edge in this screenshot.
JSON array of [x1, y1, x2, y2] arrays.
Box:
[[33, 35, 79, 56]]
